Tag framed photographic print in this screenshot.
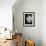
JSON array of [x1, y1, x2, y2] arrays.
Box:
[[23, 12, 35, 27]]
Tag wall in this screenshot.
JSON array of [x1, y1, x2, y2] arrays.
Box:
[[41, 0, 46, 46], [0, 0, 16, 30], [13, 0, 41, 46]]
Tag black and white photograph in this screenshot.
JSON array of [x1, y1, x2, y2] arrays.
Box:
[[23, 12, 35, 27]]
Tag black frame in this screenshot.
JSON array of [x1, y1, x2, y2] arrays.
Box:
[[23, 12, 35, 27]]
